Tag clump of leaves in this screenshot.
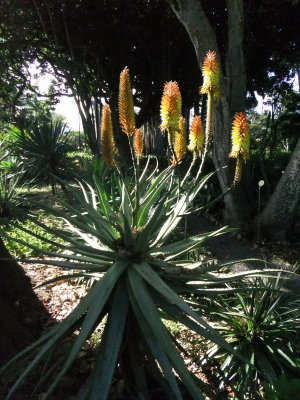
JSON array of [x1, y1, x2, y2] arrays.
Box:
[[3, 217, 65, 258], [0, 172, 22, 218], [10, 121, 70, 194], [263, 374, 300, 400], [200, 274, 300, 398]]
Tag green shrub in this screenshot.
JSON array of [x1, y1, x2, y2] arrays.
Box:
[[9, 121, 70, 194], [264, 374, 300, 400], [0, 171, 23, 218], [3, 217, 65, 258], [200, 275, 300, 398]]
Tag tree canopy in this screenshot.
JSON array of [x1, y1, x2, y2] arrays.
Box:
[[1, 0, 299, 138]]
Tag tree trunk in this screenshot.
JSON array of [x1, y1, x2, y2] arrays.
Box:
[[260, 137, 300, 241], [0, 237, 51, 368], [167, 0, 254, 228]]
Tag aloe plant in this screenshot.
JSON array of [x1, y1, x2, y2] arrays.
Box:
[[0, 55, 272, 399], [200, 274, 300, 398]]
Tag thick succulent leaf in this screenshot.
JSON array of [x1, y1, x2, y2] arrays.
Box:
[[34, 272, 101, 288], [85, 279, 129, 400], [138, 156, 152, 184], [77, 180, 97, 209], [176, 258, 267, 272], [134, 193, 168, 252], [120, 212, 134, 248], [137, 172, 170, 228], [62, 218, 114, 250], [93, 178, 117, 221], [42, 259, 128, 398], [149, 226, 228, 260], [3, 260, 127, 399], [151, 172, 215, 247], [127, 268, 194, 400], [134, 262, 244, 361], [0, 229, 115, 263], [3, 279, 103, 399], [127, 285, 182, 399], [276, 348, 297, 367], [121, 181, 133, 223], [125, 322, 152, 400], [139, 166, 171, 204], [14, 258, 111, 271], [26, 199, 119, 247]]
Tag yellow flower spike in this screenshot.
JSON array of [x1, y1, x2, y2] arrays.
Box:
[[188, 115, 204, 156], [160, 81, 182, 133], [171, 116, 186, 165], [229, 112, 250, 161], [119, 66, 136, 136], [200, 51, 221, 98], [133, 128, 143, 158], [229, 112, 250, 187], [199, 51, 220, 145], [101, 105, 118, 167]]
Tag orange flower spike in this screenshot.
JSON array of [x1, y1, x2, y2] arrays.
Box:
[[176, 116, 187, 162], [160, 81, 182, 132], [119, 66, 136, 136], [229, 112, 250, 187], [200, 51, 220, 98], [133, 128, 143, 158], [229, 112, 250, 161], [171, 116, 186, 165], [101, 105, 118, 167], [188, 115, 204, 155]]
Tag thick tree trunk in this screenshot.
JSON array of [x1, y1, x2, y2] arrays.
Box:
[[167, 0, 254, 228], [0, 238, 51, 368], [260, 137, 300, 241]]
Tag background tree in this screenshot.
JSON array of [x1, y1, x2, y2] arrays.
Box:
[[167, 0, 300, 234], [0, 0, 200, 155]]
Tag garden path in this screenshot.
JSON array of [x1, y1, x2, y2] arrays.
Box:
[[188, 214, 300, 290]]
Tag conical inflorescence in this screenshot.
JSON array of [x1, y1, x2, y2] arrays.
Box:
[[101, 105, 118, 167], [188, 115, 204, 159], [229, 112, 250, 186], [171, 116, 186, 165], [200, 51, 220, 146], [133, 128, 144, 158], [200, 50, 220, 98], [160, 81, 183, 163], [119, 66, 136, 137]]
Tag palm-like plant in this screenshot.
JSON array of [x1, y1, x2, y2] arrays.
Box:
[[11, 121, 69, 194], [200, 275, 300, 398], [0, 139, 24, 218]]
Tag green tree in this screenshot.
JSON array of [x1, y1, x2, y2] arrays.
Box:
[[167, 0, 300, 234]]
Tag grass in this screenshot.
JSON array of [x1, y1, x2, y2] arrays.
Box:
[[4, 216, 65, 258]]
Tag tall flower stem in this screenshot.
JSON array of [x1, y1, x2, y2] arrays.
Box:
[[195, 92, 214, 183], [205, 91, 214, 146], [181, 154, 197, 187], [128, 135, 139, 227], [167, 128, 177, 164]]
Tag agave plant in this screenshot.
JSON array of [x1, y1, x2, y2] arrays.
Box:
[[0, 141, 24, 218], [0, 170, 23, 218], [0, 57, 275, 399], [199, 274, 300, 398], [10, 120, 70, 194]]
